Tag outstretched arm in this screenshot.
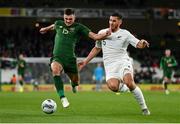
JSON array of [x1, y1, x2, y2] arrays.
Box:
[[78, 47, 102, 70], [136, 39, 150, 48], [39, 24, 55, 34], [168, 57, 178, 67], [88, 29, 111, 41]]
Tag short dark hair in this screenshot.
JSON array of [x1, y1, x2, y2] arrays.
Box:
[[111, 13, 123, 20], [64, 8, 75, 15]]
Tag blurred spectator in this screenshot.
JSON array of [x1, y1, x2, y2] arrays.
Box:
[[10, 74, 17, 84], [93, 63, 105, 91]]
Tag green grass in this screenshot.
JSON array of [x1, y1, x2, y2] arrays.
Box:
[[0, 91, 180, 123]]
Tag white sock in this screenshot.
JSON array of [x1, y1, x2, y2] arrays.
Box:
[[131, 86, 147, 110], [119, 82, 129, 92]]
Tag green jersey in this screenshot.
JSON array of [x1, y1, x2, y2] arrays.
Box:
[[160, 56, 177, 71], [160, 56, 177, 78], [17, 59, 26, 76], [53, 20, 90, 58]]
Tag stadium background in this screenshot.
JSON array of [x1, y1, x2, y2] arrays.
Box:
[[0, 0, 180, 90]]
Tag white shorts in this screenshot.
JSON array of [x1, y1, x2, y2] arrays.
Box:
[[104, 59, 133, 81]]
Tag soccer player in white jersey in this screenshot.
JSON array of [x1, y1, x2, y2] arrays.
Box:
[[78, 13, 150, 115]]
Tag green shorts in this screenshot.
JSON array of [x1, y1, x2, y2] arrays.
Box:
[[50, 56, 78, 74], [18, 70, 25, 78], [163, 70, 172, 79]]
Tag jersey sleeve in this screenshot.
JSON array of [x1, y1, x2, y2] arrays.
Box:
[[95, 41, 102, 48], [126, 31, 139, 48], [78, 23, 91, 37], [172, 56, 178, 67], [54, 20, 62, 30], [54, 21, 58, 30]]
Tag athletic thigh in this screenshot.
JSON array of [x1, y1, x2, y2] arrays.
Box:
[[50, 56, 65, 74], [51, 61, 63, 75], [123, 72, 136, 90]]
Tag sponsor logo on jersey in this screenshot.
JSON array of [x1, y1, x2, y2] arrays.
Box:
[[69, 28, 75, 32]]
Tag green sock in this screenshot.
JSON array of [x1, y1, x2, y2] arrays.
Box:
[[71, 82, 78, 93], [53, 76, 65, 98], [71, 82, 78, 88], [19, 80, 23, 86]]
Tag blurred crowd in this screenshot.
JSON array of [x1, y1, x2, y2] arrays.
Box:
[[1, 26, 179, 64]]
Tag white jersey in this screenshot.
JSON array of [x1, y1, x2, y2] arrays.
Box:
[[96, 28, 139, 66]]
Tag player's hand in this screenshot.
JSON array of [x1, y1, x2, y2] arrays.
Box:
[[39, 28, 47, 34], [78, 61, 86, 71], [138, 39, 149, 48], [20, 64, 24, 67], [105, 28, 111, 36], [168, 64, 172, 67]]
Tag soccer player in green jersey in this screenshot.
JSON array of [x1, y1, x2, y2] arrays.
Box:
[[17, 54, 26, 92], [160, 49, 177, 94], [40, 8, 110, 108]]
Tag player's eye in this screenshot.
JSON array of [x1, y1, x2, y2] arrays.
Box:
[[65, 18, 72, 20]]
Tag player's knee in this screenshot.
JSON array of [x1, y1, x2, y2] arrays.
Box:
[[51, 62, 63, 76], [71, 79, 80, 86], [123, 73, 136, 90], [51, 68, 59, 75], [51, 65, 62, 76], [107, 82, 118, 92], [69, 75, 80, 86], [125, 81, 136, 90]]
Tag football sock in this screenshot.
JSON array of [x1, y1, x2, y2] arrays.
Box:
[[162, 80, 168, 90], [131, 86, 147, 110], [53, 76, 65, 98], [71, 82, 78, 93], [71, 82, 78, 88]]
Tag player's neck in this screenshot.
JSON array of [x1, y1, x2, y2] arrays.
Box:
[[112, 28, 120, 33]]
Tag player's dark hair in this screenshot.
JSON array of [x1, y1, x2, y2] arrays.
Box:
[[64, 8, 75, 15], [111, 13, 123, 20]]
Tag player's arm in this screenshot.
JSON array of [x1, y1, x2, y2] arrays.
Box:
[[84, 47, 102, 64], [171, 57, 178, 67], [136, 39, 149, 49], [88, 30, 111, 41], [127, 31, 149, 49], [39, 24, 55, 34], [78, 47, 102, 70]]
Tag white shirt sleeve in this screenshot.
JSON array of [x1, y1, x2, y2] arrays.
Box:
[[95, 41, 102, 48], [126, 31, 139, 48]]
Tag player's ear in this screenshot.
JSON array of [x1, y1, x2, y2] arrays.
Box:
[[73, 15, 76, 21], [119, 20, 122, 26]]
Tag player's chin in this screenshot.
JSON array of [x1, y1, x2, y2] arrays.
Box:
[[67, 23, 73, 26]]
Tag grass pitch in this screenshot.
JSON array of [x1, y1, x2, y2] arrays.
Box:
[[0, 90, 180, 123]]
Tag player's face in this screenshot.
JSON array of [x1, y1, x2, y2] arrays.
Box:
[[19, 54, 23, 60], [109, 16, 122, 32], [64, 14, 75, 26], [165, 50, 171, 57]]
